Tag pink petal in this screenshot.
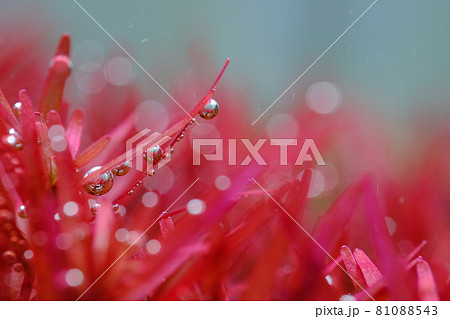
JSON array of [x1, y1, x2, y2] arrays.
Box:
[[159, 217, 175, 237], [66, 109, 84, 159], [340, 245, 366, 290], [353, 248, 383, 287], [416, 258, 440, 301], [39, 35, 71, 115], [74, 135, 111, 168]]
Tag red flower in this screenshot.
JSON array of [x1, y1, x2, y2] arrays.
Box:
[[0, 30, 448, 301]]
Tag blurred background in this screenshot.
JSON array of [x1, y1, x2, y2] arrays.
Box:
[[2, 0, 450, 122]]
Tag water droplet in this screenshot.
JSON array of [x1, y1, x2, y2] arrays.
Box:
[[128, 190, 134, 196], [147, 169, 156, 176], [200, 99, 219, 119], [90, 203, 100, 215], [112, 203, 119, 211], [112, 161, 131, 176], [2, 250, 17, 265], [143, 145, 163, 164], [83, 166, 114, 196], [17, 205, 27, 218], [5, 128, 22, 150], [13, 102, 22, 117]]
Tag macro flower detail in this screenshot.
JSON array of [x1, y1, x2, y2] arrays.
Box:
[[0, 23, 448, 301]]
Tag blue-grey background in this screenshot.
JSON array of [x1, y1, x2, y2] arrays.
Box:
[[3, 0, 450, 121]]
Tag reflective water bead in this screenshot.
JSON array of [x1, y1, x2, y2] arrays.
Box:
[[143, 145, 163, 164], [90, 203, 100, 215], [83, 166, 114, 196], [13, 102, 22, 117], [147, 169, 156, 176], [6, 128, 22, 150], [200, 99, 219, 119], [112, 160, 131, 176], [17, 205, 27, 218]]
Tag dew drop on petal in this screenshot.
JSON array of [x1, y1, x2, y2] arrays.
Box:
[[63, 201, 79, 216], [112, 161, 131, 176], [144, 145, 163, 164], [65, 268, 84, 287], [146, 239, 161, 255], [83, 166, 114, 196], [54, 213, 61, 221], [200, 99, 219, 119], [5, 128, 22, 150], [187, 199, 206, 215], [13, 102, 22, 116], [17, 205, 27, 218]]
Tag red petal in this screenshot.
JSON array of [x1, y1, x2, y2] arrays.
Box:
[[0, 87, 20, 133], [39, 35, 71, 115], [80, 59, 230, 187], [74, 135, 111, 168]]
